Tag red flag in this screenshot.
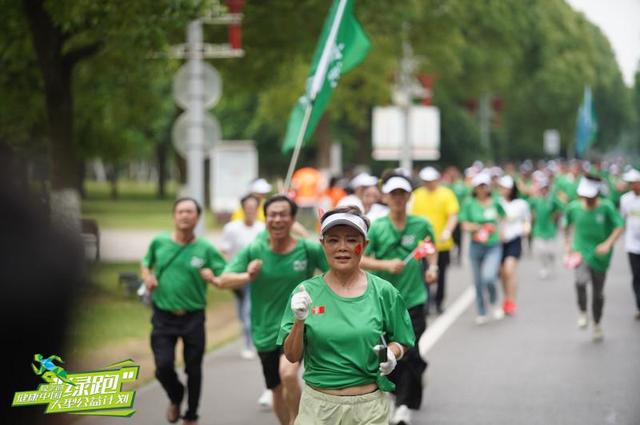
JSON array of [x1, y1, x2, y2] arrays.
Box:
[[413, 240, 436, 260], [312, 306, 325, 315]]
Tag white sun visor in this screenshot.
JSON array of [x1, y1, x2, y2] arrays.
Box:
[[320, 213, 368, 239], [623, 168, 640, 183], [576, 177, 600, 198], [382, 176, 413, 194]]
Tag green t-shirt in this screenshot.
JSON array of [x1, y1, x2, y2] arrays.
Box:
[[364, 215, 435, 309], [142, 233, 226, 311], [447, 180, 470, 204], [553, 174, 580, 204], [529, 194, 562, 240], [564, 199, 624, 272], [459, 197, 506, 246], [225, 237, 329, 351], [277, 273, 415, 392]]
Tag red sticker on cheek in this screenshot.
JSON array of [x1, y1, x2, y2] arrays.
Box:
[[354, 244, 363, 255]]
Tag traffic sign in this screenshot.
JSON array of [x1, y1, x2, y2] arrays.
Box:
[[173, 62, 222, 110], [171, 111, 221, 158]]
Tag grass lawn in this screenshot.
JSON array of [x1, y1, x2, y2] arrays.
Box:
[[69, 261, 234, 356], [82, 180, 220, 229]]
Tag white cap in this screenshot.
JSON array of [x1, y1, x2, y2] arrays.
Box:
[[419, 166, 441, 181], [320, 212, 368, 239], [250, 178, 272, 194], [533, 170, 549, 188], [351, 173, 378, 189], [490, 167, 504, 178], [382, 176, 413, 194], [472, 172, 491, 187], [576, 177, 600, 198], [497, 175, 514, 189], [623, 168, 640, 183]]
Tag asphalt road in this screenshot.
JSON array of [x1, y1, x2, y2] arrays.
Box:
[[76, 239, 640, 425]]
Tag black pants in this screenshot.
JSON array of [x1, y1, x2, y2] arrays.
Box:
[[428, 251, 450, 312], [575, 264, 606, 324], [629, 253, 640, 312], [452, 223, 462, 263], [151, 305, 205, 421], [389, 304, 427, 410]]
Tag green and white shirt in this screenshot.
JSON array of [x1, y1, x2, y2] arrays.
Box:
[[364, 215, 435, 309], [529, 194, 562, 240], [565, 199, 624, 272], [225, 237, 328, 351], [143, 233, 226, 311], [277, 273, 415, 391], [459, 197, 505, 246]]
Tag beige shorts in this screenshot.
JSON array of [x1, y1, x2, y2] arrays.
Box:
[[294, 385, 390, 425]]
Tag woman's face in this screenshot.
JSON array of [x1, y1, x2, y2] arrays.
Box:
[[475, 184, 490, 199], [321, 225, 367, 273], [498, 185, 511, 199], [362, 186, 381, 210]]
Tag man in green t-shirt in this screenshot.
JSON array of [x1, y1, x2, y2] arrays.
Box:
[[528, 178, 563, 279], [564, 177, 624, 341], [141, 197, 227, 425], [361, 173, 437, 425], [217, 195, 328, 425]]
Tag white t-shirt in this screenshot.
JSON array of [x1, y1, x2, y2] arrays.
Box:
[[220, 219, 266, 258], [366, 203, 390, 223], [500, 198, 531, 242], [620, 191, 640, 254]]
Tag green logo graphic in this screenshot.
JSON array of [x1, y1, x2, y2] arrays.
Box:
[[12, 355, 139, 417]]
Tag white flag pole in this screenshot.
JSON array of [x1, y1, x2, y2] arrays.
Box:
[[283, 103, 313, 192], [282, 0, 348, 193]]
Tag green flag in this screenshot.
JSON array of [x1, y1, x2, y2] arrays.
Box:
[[281, 0, 370, 153]]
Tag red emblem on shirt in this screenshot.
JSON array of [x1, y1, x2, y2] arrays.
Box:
[[312, 306, 325, 315]]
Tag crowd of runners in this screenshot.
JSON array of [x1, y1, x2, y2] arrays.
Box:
[[141, 158, 640, 425]]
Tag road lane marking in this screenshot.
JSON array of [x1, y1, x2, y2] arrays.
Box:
[[419, 286, 475, 358]]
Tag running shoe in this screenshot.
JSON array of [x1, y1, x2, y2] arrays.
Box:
[[257, 389, 272, 410], [166, 403, 180, 423], [577, 312, 588, 329], [503, 300, 517, 315], [240, 349, 256, 360], [391, 404, 412, 425], [592, 324, 604, 341], [492, 306, 505, 320], [475, 315, 489, 325]]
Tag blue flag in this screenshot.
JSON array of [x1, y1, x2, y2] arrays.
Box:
[[575, 87, 597, 158]]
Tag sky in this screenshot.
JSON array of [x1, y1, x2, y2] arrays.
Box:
[[565, 0, 640, 86]]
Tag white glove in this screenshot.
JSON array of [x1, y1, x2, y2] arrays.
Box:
[[373, 345, 397, 376], [291, 285, 312, 321]]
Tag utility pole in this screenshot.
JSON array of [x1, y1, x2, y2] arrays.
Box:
[[392, 26, 427, 174], [167, 3, 244, 234]]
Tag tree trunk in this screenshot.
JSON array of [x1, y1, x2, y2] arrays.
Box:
[[22, 0, 77, 191], [108, 165, 119, 200], [316, 113, 332, 169]]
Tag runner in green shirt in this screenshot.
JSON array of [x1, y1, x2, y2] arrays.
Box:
[[217, 195, 327, 425], [141, 197, 226, 425], [459, 171, 506, 324], [360, 172, 437, 424], [564, 176, 624, 341], [528, 178, 563, 279], [279, 206, 414, 425]]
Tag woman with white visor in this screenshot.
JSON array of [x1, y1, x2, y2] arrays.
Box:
[[278, 206, 415, 425]]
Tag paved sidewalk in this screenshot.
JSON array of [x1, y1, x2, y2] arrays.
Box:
[[100, 229, 224, 262]]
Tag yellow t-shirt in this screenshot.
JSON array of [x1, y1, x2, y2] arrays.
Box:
[[230, 199, 266, 222], [409, 186, 460, 251]]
